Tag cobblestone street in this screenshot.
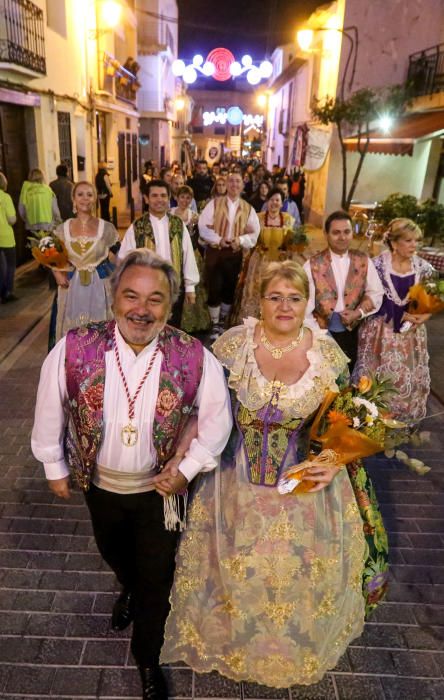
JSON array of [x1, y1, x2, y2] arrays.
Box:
[[1, 269, 444, 699]]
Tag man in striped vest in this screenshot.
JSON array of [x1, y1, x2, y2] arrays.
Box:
[[198, 172, 260, 338]]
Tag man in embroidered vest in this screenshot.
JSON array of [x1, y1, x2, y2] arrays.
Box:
[[118, 179, 199, 328], [199, 171, 260, 338], [31, 249, 232, 700], [303, 210, 383, 371]]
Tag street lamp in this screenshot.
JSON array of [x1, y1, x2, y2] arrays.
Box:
[[296, 25, 359, 101]]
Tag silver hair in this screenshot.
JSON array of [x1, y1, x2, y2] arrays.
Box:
[[111, 248, 180, 304]]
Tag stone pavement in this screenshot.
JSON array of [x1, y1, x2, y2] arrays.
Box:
[[1, 266, 444, 699]]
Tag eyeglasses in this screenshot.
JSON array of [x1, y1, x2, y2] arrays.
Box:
[[262, 294, 306, 306]]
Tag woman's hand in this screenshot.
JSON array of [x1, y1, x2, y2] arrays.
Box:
[[402, 311, 432, 326], [302, 463, 341, 492], [52, 270, 69, 288]]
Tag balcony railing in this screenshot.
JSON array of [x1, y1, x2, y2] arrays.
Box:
[[0, 0, 46, 75], [407, 43, 444, 97]]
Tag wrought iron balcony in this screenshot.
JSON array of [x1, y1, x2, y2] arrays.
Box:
[[0, 0, 46, 75], [407, 43, 444, 97]]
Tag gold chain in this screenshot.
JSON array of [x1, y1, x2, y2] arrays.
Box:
[[260, 323, 304, 359]]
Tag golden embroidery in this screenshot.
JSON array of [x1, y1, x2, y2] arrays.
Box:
[[177, 620, 206, 656], [345, 501, 360, 520], [265, 601, 297, 627], [309, 556, 338, 586], [218, 650, 247, 675], [174, 573, 203, 600], [262, 555, 301, 590], [263, 508, 299, 543], [301, 652, 321, 680], [254, 654, 296, 686], [312, 592, 336, 619], [221, 554, 247, 581], [220, 596, 246, 620], [188, 495, 210, 525]]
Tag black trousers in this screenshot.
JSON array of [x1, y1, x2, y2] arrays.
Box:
[[0, 246, 16, 299], [205, 247, 243, 307], [330, 325, 359, 374], [84, 485, 179, 666], [169, 288, 185, 329]]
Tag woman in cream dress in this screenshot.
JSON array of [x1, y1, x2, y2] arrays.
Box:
[[162, 261, 387, 688], [50, 181, 119, 346]]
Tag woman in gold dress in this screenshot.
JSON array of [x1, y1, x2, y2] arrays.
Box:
[[161, 261, 388, 688], [50, 181, 118, 346], [231, 188, 300, 324]]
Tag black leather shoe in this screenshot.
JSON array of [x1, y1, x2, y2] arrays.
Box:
[[139, 665, 168, 700], [111, 589, 134, 630]]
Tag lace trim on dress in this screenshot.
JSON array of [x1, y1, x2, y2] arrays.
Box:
[[376, 250, 434, 306], [63, 219, 111, 272], [213, 317, 348, 419]]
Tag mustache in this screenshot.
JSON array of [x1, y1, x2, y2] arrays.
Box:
[[126, 314, 156, 323]]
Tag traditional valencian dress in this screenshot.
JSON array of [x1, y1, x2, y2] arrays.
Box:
[[353, 250, 434, 422], [169, 206, 211, 334], [161, 319, 388, 687], [52, 219, 118, 343], [231, 211, 300, 325]]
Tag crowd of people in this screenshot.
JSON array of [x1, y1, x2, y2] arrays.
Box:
[[26, 156, 436, 700]]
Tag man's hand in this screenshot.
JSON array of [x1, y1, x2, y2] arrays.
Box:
[[152, 462, 188, 497], [219, 239, 231, 248], [48, 476, 71, 500], [339, 308, 361, 325], [230, 240, 241, 252], [360, 298, 374, 313], [185, 292, 196, 305]]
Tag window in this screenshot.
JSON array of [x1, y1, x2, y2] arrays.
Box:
[[214, 126, 226, 135], [57, 112, 73, 175], [96, 112, 108, 164], [132, 133, 138, 182], [193, 126, 203, 134], [46, 0, 67, 37]]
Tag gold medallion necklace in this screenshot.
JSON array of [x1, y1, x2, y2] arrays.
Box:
[[260, 323, 304, 359]]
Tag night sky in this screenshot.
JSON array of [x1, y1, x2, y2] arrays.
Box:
[[176, 0, 321, 59]]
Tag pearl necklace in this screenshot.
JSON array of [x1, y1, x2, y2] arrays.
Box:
[[260, 323, 304, 359]]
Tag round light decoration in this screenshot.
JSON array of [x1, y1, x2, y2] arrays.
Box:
[[206, 47, 236, 81], [226, 106, 244, 126], [173, 49, 272, 84]]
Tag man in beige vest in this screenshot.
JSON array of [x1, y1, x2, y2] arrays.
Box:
[[198, 172, 260, 338]]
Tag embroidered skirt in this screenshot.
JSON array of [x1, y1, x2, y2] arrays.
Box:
[[161, 446, 367, 687]]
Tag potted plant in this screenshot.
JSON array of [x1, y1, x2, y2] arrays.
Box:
[[374, 192, 420, 226], [417, 199, 444, 246]]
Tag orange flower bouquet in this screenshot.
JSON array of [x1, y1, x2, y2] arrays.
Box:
[[28, 231, 70, 270], [407, 277, 444, 315], [277, 376, 403, 495]]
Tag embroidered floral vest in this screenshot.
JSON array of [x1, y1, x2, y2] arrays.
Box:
[[213, 196, 251, 242], [310, 248, 368, 329], [64, 320, 204, 490], [133, 213, 184, 281]]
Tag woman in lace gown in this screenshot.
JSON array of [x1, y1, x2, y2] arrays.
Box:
[[231, 188, 301, 325], [162, 261, 387, 688], [50, 181, 119, 347], [353, 218, 434, 423]]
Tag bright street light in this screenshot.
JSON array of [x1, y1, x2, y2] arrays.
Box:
[[296, 29, 314, 52], [175, 98, 185, 111], [379, 114, 394, 133], [101, 1, 122, 29], [257, 94, 267, 107]]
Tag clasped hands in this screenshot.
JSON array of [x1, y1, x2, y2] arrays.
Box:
[[152, 455, 189, 497], [300, 460, 342, 493], [401, 311, 432, 326]]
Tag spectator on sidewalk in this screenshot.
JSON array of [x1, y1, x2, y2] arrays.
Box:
[[50, 164, 74, 221], [0, 171, 18, 303], [95, 163, 113, 222], [19, 168, 61, 234]]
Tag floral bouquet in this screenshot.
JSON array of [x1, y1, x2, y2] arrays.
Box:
[[28, 231, 69, 270], [401, 274, 444, 332], [277, 375, 404, 495]]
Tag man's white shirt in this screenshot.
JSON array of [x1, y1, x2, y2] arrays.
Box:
[[303, 251, 384, 325], [118, 214, 199, 293], [198, 198, 260, 248], [31, 326, 232, 484]]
